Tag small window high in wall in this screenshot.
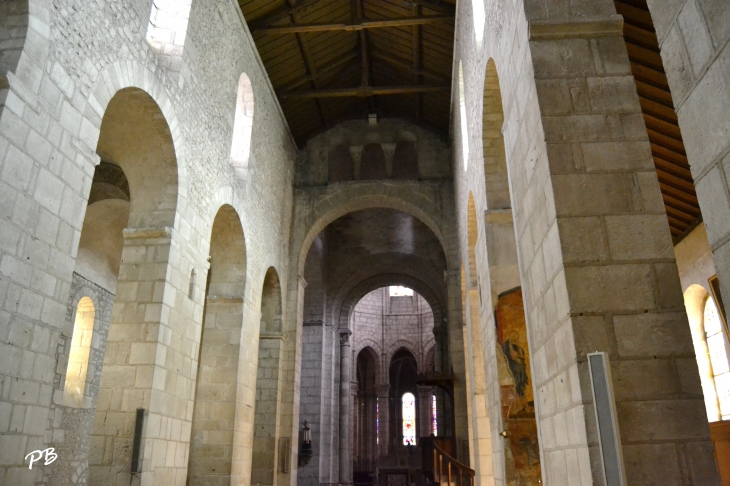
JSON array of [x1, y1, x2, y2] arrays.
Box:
[[389, 286, 413, 297], [145, 0, 192, 76], [64, 297, 95, 407], [230, 73, 255, 180]]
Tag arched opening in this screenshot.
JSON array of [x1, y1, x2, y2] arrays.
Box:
[[64, 297, 96, 407], [230, 73, 255, 179], [354, 347, 378, 481], [251, 267, 284, 486], [464, 193, 494, 485], [145, 0, 192, 78], [188, 204, 247, 485], [390, 348, 419, 448], [459, 61, 469, 171], [480, 59, 541, 485], [85, 87, 179, 485], [471, 0, 485, 51], [704, 296, 730, 420]]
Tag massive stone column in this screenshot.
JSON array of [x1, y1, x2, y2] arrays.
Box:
[[418, 386, 434, 438], [376, 384, 391, 457], [508, 3, 719, 482], [339, 331, 352, 483]]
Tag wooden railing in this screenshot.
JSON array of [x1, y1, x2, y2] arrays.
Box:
[[421, 437, 474, 486]]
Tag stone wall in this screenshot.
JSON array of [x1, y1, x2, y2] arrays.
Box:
[[0, 0, 296, 483]]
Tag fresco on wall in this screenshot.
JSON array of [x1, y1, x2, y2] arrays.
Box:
[[496, 288, 541, 486]]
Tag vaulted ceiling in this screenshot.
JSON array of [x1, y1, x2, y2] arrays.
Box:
[[238, 0, 455, 147]]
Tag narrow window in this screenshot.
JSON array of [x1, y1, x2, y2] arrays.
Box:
[[189, 268, 196, 300], [145, 0, 192, 74], [432, 394, 438, 436], [230, 73, 255, 179], [64, 297, 95, 407], [459, 62, 469, 171], [705, 297, 730, 420], [472, 0, 485, 51], [402, 392, 416, 445]]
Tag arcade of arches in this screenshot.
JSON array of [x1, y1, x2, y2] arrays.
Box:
[[3, 0, 730, 485]]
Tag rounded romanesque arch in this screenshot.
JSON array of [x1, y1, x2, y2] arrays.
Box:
[[82, 61, 189, 229], [337, 274, 445, 332], [294, 185, 456, 276]]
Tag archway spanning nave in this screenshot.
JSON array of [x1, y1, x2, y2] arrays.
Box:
[[1, 0, 730, 485]]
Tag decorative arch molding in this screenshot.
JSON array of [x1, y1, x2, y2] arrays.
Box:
[[82, 59, 189, 220], [337, 273, 444, 333], [387, 343, 421, 373], [295, 184, 456, 276]]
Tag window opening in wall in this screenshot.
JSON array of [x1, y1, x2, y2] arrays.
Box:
[[145, 0, 192, 71], [459, 62, 469, 171], [402, 392, 416, 445], [472, 0, 485, 51], [188, 268, 196, 300], [705, 296, 730, 420], [230, 73, 255, 179], [389, 286, 413, 297], [432, 394, 438, 436], [64, 297, 95, 407]]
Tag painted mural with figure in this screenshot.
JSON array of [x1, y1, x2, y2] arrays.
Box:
[[496, 288, 541, 486]]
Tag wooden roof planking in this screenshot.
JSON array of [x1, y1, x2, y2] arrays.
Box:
[[238, 0, 455, 147], [615, 0, 702, 243]]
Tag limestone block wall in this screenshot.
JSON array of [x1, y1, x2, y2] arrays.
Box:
[[0, 0, 296, 484], [453, 0, 719, 485], [645, 0, 730, 318]]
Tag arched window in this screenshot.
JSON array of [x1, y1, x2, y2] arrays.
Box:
[[459, 62, 469, 171], [64, 297, 95, 407], [389, 286, 413, 297], [230, 73, 255, 179], [472, 0, 485, 51], [402, 392, 416, 445], [145, 0, 192, 75], [704, 296, 730, 420]]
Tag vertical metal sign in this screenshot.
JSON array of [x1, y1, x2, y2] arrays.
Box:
[[587, 352, 626, 486]]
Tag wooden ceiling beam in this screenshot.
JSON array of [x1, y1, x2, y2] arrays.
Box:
[[370, 51, 448, 83], [412, 1, 422, 120], [279, 84, 451, 99], [247, 0, 322, 32], [253, 16, 454, 35], [280, 50, 360, 92]]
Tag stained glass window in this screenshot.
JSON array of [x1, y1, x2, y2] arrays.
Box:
[[376, 398, 379, 445], [705, 297, 730, 420], [402, 392, 416, 445], [431, 394, 438, 436]]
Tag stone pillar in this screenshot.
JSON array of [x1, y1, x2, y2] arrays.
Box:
[[418, 386, 434, 438], [518, 7, 718, 483], [433, 325, 444, 372], [376, 384, 391, 457], [339, 330, 352, 483]]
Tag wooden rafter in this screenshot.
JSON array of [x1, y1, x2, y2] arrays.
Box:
[[253, 16, 454, 35], [278, 84, 450, 99], [246, 0, 321, 32], [370, 51, 448, 83], [412, 1, 422, 120]]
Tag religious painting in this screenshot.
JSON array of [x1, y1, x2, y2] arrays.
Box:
[[495, 288, 541, 486]]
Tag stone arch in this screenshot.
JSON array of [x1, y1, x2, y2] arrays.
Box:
[[83, 60, 188, 225], [251, 266, 285, 486], [188, 204, 247, 484], [338, 274, 445, 332], [297, 190, 451, 276], [482, 59, 510, 210], [465, 192, 494, 486], [387, 343, 421, 372]]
